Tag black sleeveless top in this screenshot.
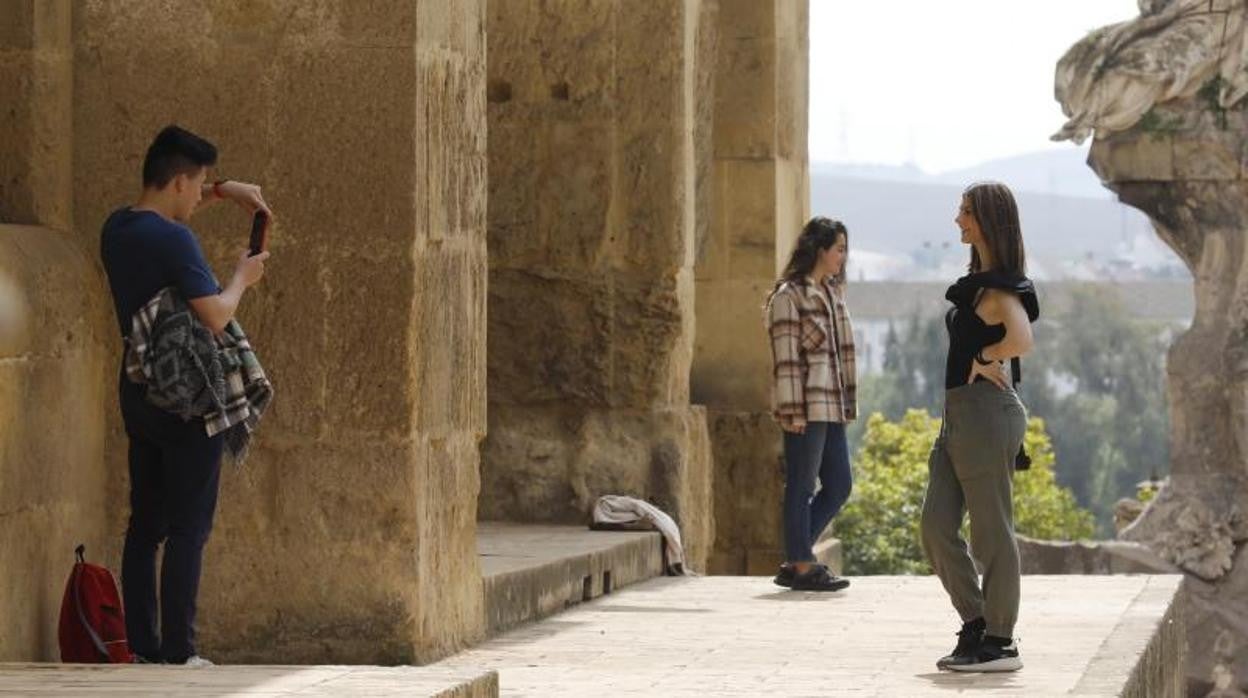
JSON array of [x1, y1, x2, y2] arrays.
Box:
[[944, 271, 1040, 390]]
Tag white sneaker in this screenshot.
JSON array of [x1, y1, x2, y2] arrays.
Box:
[[178, 656, 215, 668]]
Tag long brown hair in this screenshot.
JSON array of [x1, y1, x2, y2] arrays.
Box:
[[964, 182, 1026, 275], [767, 217, 848, 303]]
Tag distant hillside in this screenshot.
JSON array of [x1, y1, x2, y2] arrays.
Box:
[[812, 147, 1112, 200], [810, 174, 1162, 280], [932, 149, 1112, 200]]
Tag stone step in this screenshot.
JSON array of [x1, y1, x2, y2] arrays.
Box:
[[0, 663, 498, 697], [477, 522, 666, 636]]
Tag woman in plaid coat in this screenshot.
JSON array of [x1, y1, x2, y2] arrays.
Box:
[[764, 217, 857, 592]]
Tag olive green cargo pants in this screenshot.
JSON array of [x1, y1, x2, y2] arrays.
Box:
[[920, 381, 1028, 638]]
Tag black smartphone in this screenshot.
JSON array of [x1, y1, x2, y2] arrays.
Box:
[[249, 210, 269, 256]]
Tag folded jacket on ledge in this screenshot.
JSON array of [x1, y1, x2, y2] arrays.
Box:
[[591, 495, 688, 575], [124, 286, 273, 464]]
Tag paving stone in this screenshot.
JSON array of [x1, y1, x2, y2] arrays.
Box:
[[439, 575, 1183, 697]]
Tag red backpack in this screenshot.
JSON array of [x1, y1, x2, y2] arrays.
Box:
[[58, 545, 134, 663]]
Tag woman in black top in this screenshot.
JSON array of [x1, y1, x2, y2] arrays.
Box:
[[920, 182, 1039, 674]]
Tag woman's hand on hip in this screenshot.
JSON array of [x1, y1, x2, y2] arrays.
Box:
[[968, 358, 1011, 389]]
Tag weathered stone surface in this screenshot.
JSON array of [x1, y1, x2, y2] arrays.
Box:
[[1053, 0, 1248, 144], [1016, 535, 1178, 575], [706, 411, 783, 574], [441, 575, 1186, 697], [1058, 11, 1248, 689], [57, 0, 489, 663], [693, 3, 811, 412], [482, 0, 714, 571], [0, 226, 115, 661], [0, 0, 72, 229], [0, 663, 501, 697], [693, 0, 810, 574], [1, 0, 816, 665], [692, 278, 774, 409], [1115, 496, 1148, 534], [477, 523, 664, 636], [480, 406, 713, 572]]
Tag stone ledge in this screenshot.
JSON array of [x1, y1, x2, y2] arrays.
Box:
[[477, 522, 665, 636], [1017, 535, 1179, 575], [1072, 575, 1187, 698]]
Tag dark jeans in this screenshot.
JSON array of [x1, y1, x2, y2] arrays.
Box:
[[119, 375, 224, 663], [782, 421, 853, 563]]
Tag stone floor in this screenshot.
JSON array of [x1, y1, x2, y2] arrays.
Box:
[[438, 574, 1183, 697], [0, 663, 497, 696], [0, 572, 1181, 697]]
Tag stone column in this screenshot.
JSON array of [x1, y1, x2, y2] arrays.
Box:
[[70, 1, 488, 663], [693, 0, 811, 575], [482, 0, 715, 571], [0, 0, 118, 662], [0, 0, 72, 229], [1089, 97, 1248, 694]]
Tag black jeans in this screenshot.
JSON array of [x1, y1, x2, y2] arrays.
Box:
[[119, 374, 224, 662], [782, 422, 853, 563]]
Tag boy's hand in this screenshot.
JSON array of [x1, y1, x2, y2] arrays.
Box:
[[219, 181, 274, 218], [233, 249, 270, 288]]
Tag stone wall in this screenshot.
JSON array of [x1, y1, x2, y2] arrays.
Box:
[[692, 0, 810, 574], [0, 226, 116, 661], [0, 0, 121, 662], [481, 0, 716, 571], [0, 0, 72, 230], [2, 0, 489, 664], [2, 0, 816, 662]]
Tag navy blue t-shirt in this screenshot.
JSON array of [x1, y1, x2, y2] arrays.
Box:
[[99, 207, 220, 336]]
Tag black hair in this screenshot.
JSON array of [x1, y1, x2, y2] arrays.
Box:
[[767, 217, 849, 303], [141, 125, 218, 189]]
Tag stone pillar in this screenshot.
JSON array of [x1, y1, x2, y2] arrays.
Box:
[[1089, 97, 1248, 695], [70, 1, 487, 663], [482, 0, 715, 571], [0, 0, 118, 662], [0, 0, 72, 229], [693, 0, 811, 574]]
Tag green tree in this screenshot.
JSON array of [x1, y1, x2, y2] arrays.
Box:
[[836, 410, 1095, 575], [1024, 286, 1173, 531], [856, 285, 1175, 535], [848, 313, 946, 454]]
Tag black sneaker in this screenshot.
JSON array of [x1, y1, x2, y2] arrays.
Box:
[[773, 564, 795, 588], [946, 635, 1022, 673], [936, 617, 985, 670], [790, 564, 850, 592]]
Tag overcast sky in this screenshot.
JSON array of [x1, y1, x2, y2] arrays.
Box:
[[808, 0, 1141, 173]]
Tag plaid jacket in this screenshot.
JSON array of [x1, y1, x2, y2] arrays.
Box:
[[124, 287, 273, 464], [765, 278, 857, 424]]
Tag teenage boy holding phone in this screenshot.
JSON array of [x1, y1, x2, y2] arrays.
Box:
[[99, 125, 272, 665]]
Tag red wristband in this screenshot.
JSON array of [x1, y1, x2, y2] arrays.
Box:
[[212, 180, 227, 199]]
